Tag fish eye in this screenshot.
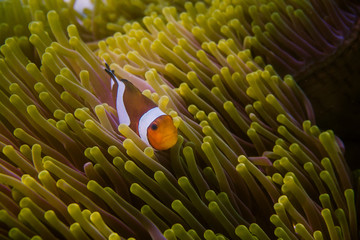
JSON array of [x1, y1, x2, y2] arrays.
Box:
[[150, 123, 158, 130]]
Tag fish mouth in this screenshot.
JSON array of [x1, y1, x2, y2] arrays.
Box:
[[163, 134, 178, 143], [158, 131, 178, 150]]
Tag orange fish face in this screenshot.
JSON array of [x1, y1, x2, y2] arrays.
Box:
[[147, 115, 178, 150]]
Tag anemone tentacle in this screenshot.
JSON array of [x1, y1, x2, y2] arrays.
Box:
[[0, 0, 358, 239]]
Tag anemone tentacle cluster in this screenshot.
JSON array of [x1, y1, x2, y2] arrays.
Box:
[[0, 0, 358, 239]]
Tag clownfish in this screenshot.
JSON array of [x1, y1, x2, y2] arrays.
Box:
[[105, 63, 178, 150]]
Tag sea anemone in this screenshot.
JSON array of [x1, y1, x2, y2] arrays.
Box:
[[0, 0, 358, 239]]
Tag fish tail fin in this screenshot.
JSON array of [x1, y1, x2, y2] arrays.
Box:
[[104, 62, 120, 88]]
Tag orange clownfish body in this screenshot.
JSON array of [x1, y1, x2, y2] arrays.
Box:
[[105, 64, 178, 150]]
